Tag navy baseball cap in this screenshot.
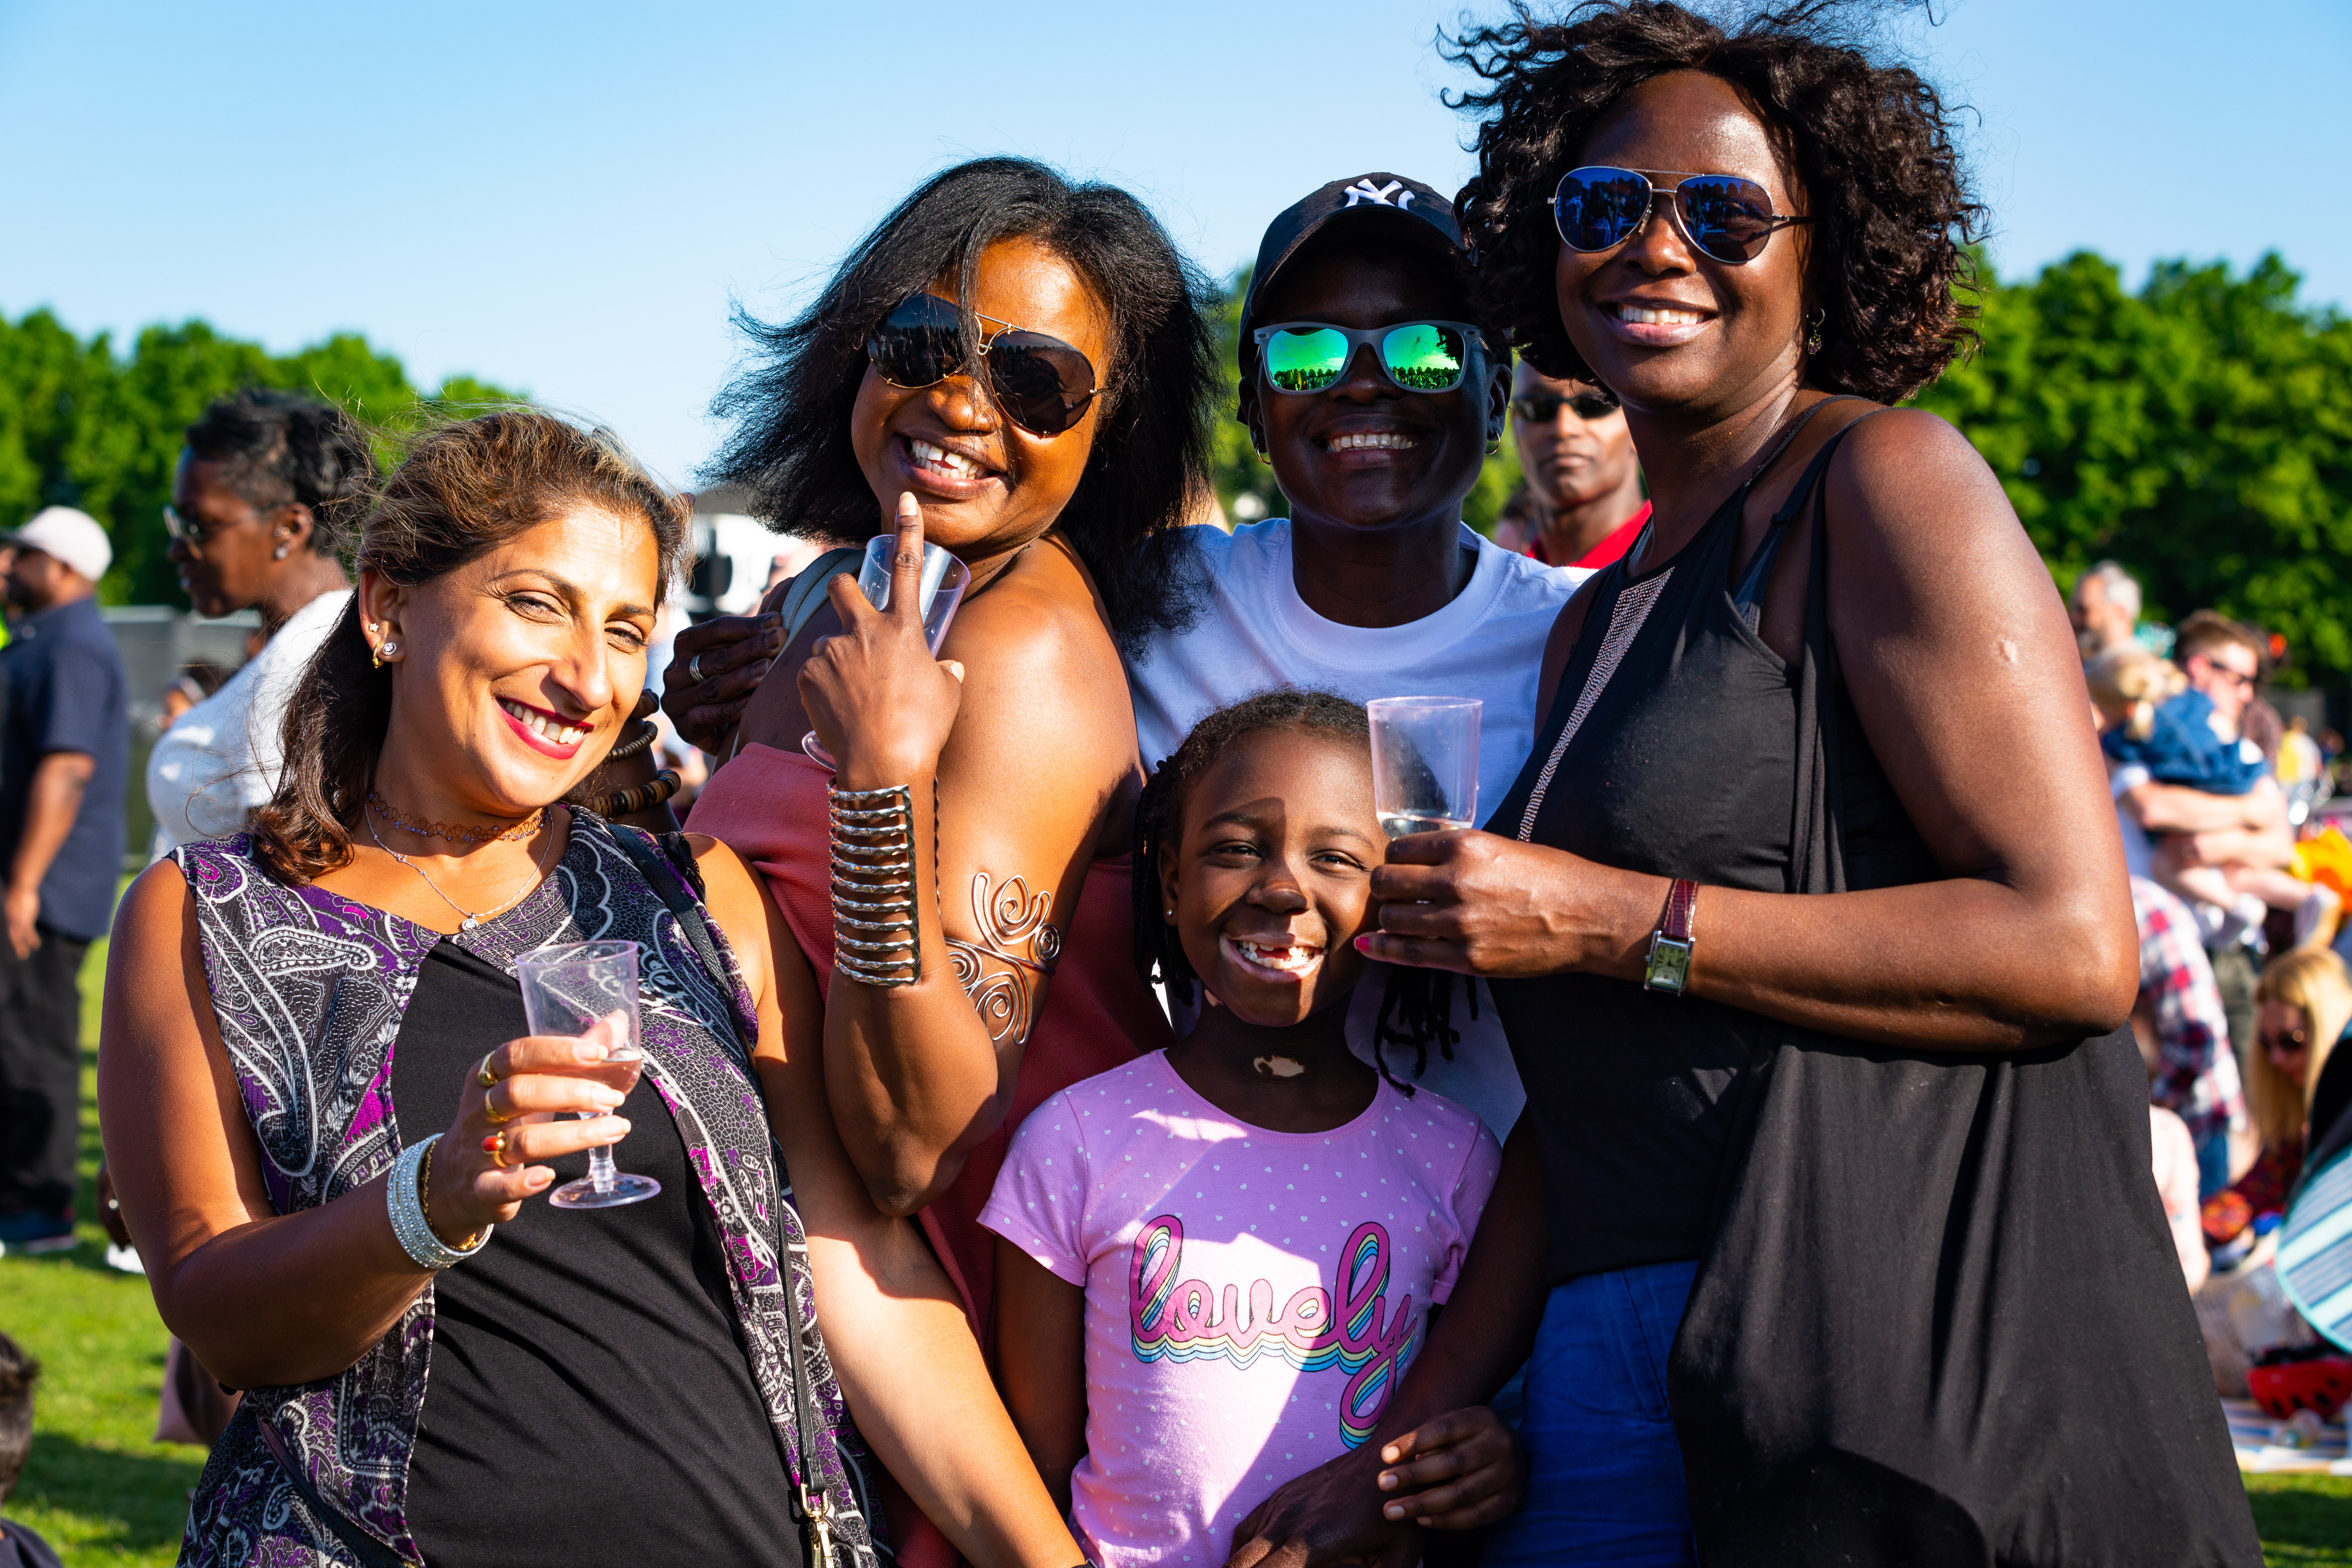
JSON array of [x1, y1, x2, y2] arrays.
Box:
[[1237, 174, 1493, 386]]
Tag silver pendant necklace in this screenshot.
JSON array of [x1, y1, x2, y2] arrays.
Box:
[[365, 804, 556, 931]]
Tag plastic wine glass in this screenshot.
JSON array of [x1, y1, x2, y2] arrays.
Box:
[[516, 939, 661, 1210], [802, 533, 973, 767], [1366, 697, 1482, 840]]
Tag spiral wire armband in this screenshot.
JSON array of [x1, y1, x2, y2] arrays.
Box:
[[830, 783, 921, 986]]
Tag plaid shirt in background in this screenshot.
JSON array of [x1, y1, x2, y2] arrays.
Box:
[[2132, 876, 2247, 1148]]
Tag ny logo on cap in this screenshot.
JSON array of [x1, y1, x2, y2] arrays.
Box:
[[1342, 178, 1413, 210]]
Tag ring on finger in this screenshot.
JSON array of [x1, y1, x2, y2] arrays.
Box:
[[482, 1130, 516, 1168], [484, 1086, 514, 1125], [688, 652, 707, 684], [475, 1051, 499, 1089]]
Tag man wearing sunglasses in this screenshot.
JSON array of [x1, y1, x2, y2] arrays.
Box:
[[1504, 365, 1649, 570]]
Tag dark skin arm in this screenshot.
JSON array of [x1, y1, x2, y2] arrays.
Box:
[[1364, 410, 2139, 1050], [1227, 1122, 1547, 1568], [782, 503, 1138, 1215], [993, 1236, 1088, 1517], [701, 838, 1080, 1568], [5, 750, 94, 957]]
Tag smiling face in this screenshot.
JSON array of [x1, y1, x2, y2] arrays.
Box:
[[1553, 70, 1813, 419], [1245, 235, 1507, 535], [363, 506, 661, 819], [849, 234, 1110, 562], [1160, 725, 1382, 1028]]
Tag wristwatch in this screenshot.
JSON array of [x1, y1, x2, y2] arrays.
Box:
[[1642, 878, 1698, 995]]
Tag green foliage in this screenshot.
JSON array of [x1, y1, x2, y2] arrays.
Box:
[[1913, 251, 2352, 686], [0, 309, 524, 607], [1204, 270, 1522, 534]]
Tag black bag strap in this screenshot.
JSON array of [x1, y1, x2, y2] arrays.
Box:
[[777, 547, 864, 643], [254, 1415, 407, 1568], [605, 823, 845, 1562]]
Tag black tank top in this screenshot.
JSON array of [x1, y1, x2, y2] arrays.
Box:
[[1486, 424, 1936, 1282], [388, 940, 802, 1568]]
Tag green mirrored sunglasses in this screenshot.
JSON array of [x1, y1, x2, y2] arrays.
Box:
[[1253, 321, 1482, 396]]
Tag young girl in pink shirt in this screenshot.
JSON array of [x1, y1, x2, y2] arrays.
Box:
[[982, 691, 1516, 1567]]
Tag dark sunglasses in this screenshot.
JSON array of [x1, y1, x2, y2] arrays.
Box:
[[1512, 389, 1620, 423], [1552, 166, 1814, 266], [1254, 321, 1479, 396], [866, 292, 1102, 437], [2263, 1027, 2310, 1055], [162, 503, 262, 550]]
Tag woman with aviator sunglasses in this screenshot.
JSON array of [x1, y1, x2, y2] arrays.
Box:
[[1232, 6, 2256, 1567], [675, 156, 1216, 1564]]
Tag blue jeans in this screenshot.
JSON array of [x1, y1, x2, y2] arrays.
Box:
[[1485, 1259, 1699, 1566]]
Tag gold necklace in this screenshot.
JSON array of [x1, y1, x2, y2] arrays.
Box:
[[364, 805, 557, 931]]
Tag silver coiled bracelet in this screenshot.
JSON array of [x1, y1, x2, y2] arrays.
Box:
[[830, 783, 921, 986], [387, 1134, 493, 1271]]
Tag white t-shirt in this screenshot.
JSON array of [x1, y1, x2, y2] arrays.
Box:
[[147, 589, 350, 853], [1125, 522, 1586, 1139]]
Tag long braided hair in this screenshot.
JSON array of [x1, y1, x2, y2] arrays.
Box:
[[1131, 688, 1468, 1093]]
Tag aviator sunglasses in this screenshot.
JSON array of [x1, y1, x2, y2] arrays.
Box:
[[1552, 166, 1814, 266], [1254, 321, 1480, 396], [1512, 388, 1620, 423], [866, 291, 1102, 437]]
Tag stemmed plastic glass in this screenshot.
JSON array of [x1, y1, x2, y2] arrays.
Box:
[[1367, 697, 1482, 839], [802, 534, 972, 767], [516, 939, 661, 1210]]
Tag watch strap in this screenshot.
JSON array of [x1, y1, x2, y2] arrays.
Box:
[[1660, 877, 1697, 943], [1643, 879, 1700, 996]]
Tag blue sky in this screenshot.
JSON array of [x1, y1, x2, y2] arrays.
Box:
[[3, 0, 2346, 482]]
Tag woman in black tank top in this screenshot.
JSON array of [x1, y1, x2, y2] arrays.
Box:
[[1228, 10, 2257, 1568]]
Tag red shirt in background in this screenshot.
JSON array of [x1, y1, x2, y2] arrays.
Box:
[[1527, 501, 1651, 570]]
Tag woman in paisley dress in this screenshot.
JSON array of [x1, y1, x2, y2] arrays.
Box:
[[96, 412, 1084, 1568]]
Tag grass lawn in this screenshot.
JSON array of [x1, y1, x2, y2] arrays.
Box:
[[10, 922, 2352, 1562]]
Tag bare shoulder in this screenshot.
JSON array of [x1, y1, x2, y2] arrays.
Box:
[[938, 536, 1135, 766], [1828, 407, 2030, 557], [683, 832, 775, 972], [115, 855, 193, 948]]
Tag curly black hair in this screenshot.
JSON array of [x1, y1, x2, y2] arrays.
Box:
[[705, 156, 1219, 655], [184, 388, 378, 557], [1447, 0, 1983, 403], [1131, 688, 1468, 1093]]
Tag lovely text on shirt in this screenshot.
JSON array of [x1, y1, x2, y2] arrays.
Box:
[[1128, 1214, 1417, 1446]]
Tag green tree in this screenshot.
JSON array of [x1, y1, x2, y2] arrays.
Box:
[[0, 309, 524, 606], [1914, 251, 2352, 686]]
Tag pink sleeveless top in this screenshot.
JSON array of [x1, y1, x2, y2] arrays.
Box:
[[690, 743, 1171, 1566]]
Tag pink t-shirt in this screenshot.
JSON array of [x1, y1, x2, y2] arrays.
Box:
[[980, 1050, 1503, 1568]]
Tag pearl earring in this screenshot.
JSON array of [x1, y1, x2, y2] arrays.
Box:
[[273, 545, 289, 560]]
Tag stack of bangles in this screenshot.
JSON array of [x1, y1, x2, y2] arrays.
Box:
[[387, 1133, 493, 1271], [830, 782, 921, 986]]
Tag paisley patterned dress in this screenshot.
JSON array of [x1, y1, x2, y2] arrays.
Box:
[[170, 815, 885, 1568]]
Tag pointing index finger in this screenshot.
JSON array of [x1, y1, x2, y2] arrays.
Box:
[[891, 490, 927, 627]]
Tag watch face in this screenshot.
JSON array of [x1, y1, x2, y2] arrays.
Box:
[[1645, 937, 1693, 994]]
